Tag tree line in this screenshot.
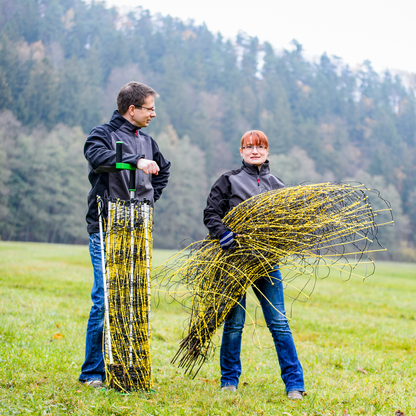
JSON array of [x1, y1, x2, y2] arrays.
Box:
[[0, 0, 415, 260]]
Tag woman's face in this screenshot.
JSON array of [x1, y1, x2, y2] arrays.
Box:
[[239, 143, 269, 166]]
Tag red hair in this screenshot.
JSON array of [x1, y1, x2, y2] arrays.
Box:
[[240, 130, 269, 149]]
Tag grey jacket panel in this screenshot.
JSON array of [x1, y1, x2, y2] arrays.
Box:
[[228, 163, 284, 209], [109, 126, 154, 207]]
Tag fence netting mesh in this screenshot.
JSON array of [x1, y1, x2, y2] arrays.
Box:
[[153, 182, 393, 377], [99, 196, 153, 392]]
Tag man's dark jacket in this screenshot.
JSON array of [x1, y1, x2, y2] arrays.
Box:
[[84, 110, 170, 234], [203, 160, 284, 239]]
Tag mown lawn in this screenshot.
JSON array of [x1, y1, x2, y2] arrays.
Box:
[[0, 241, 415, 415]]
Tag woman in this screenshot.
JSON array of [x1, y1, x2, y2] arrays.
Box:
[[203, 130, 305, 399]]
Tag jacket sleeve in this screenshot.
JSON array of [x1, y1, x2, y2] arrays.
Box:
[[203, 174, 231, 239], [151, 140, 171, 202], [84, 127, 144, 172]]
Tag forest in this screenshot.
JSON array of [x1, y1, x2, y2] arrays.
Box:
[[0, 0, 415, 261]]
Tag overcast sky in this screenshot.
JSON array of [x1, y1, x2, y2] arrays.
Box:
[[101, 0, 416, 75]]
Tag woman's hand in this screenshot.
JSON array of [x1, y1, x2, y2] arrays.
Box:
[[219, 230, 241, 250]]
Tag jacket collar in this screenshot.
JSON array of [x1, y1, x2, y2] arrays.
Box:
[[242, 159, 270, 175], [109, 110, 141, 133]]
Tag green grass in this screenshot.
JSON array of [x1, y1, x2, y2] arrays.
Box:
[[0, 241, 415, 415]]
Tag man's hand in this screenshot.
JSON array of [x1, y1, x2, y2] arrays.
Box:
[[137, 158, 160, 175]]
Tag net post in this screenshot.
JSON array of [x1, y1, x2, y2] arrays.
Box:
[[98, 197, 113, 365], [142, 201, 152, 339]]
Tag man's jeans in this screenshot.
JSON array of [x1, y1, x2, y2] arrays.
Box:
[[220, 267, 304, 392], [79, 233, 106, 383]]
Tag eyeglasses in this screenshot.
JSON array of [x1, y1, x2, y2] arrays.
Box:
[[242, 145, 267, 151], [135, 105, 156, 113]]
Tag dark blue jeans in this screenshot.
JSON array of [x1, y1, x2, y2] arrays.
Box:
[[79, 233, 106, 383], [220, 267, 304, 392]]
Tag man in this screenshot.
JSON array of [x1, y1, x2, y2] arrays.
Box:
[[79, 81, 170, 387]]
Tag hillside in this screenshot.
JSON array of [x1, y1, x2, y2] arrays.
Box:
[[0, 0, 415, 260]]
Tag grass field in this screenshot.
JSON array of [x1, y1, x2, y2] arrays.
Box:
[[0, 241, 415, 415]]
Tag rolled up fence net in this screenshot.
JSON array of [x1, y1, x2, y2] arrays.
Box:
[[153, 182, 394, 377], [98, 196, 153, 392]]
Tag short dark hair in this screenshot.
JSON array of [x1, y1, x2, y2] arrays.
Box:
[[117, 82, 157, 115]]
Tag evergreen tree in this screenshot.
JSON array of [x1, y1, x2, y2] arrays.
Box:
[[1, 111, 88, 243], [269, 146, 322, 186], [153, 126, 208, 248], [259, 74, 294, 154], [18, 58, 59, 129]]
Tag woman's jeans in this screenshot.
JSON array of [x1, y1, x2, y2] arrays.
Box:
[[220, 267, 304, 392], [79, 233, 106, 383]]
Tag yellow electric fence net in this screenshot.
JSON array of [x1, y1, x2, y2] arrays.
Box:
[[153, 182, 393, 377], [100, 197, 153, 392]]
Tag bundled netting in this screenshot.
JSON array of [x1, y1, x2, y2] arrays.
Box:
[[153, 182, 393, 377], [99, 196, 153, 392]]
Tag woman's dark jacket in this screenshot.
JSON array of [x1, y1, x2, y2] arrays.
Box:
[[84, 110, 170, 234], [203, 160, 284, 239]]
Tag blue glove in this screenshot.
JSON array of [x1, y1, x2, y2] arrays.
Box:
[[220, 230, 237, 250]]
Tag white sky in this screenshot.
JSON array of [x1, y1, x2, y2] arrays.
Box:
[[101, 0, 416, 75]]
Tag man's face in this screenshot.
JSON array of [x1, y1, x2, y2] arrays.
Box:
[[239, 143, 269, 166], [130, 95, 156, 128]]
